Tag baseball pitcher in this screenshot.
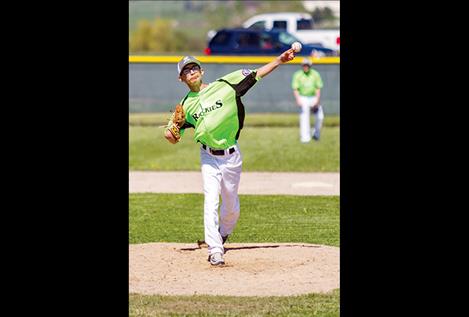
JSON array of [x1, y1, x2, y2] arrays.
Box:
[[165, 49, 296, 266]]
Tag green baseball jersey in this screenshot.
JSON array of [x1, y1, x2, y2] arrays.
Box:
[[176, 69, 261, 149], [291, 69, 323, 96]]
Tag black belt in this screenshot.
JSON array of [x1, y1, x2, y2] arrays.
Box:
[[202, 144, 235, 156]]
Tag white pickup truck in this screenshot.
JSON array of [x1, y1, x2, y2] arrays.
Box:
[[242, 12, 340, 51]]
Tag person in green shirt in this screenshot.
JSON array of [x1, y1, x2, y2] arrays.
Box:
[[291, 58, 324, 142], [164, 50, 296, 266]]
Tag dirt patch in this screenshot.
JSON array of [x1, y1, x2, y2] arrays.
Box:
[[129, 242, 339, 296], [129, 172, 340, 196]]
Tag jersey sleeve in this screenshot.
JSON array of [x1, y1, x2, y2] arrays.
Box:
[[218, 69, 260, 97], [291, 71, 300, 90], [314, 70, 324, 89]]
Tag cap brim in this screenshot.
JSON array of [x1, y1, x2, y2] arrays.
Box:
[[179, 61, 201, 76]]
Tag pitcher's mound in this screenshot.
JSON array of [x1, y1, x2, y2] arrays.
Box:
[[130, 242, 339, 296]]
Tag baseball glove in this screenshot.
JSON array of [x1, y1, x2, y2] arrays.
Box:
[[166, 104, 185, 142], [312, 104, 320, 114]]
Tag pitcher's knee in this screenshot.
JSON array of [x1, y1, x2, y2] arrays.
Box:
[[221, 209, 240, 224]]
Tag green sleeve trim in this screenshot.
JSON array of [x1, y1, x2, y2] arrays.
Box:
[[254, 69, 262, 81], [291, 71, 299, 89]]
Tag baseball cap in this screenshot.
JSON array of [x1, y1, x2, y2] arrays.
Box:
[[177, 56, 201, 75], [301, 58, 312, 66]]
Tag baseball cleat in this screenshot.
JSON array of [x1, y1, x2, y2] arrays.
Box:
[[222, 235, 229, 244], [197, 240, 207, 248], [209, 252, 225, 266]]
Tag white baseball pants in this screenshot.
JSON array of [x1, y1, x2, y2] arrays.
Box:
[[200, 143, 242, 256], [299, 95, 324, 142]]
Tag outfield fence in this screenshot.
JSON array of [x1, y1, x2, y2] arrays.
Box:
[[129, 56, 340, 114]]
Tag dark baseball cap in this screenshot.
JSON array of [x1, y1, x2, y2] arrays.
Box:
[[177, 56, 201, 75]]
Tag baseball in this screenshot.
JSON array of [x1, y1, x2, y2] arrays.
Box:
[[291, 41, 302, 53]]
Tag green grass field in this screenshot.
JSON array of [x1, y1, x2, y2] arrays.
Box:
[[129, 112, 340, 316], [129, 113, 340, 128], [129, 193, 339, 316], [129, 194, 339, 246], [129, 114, 339, 172], [130, 289, 340, 317]]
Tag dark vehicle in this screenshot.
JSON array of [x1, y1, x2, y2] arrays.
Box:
[[205, 28, 337, 56]]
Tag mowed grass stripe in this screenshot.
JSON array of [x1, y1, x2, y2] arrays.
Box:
[[129, 112, 340, 127], [129, 194, 339, 247], [130, 126, 339, 172], [129, 289, 340, 317]]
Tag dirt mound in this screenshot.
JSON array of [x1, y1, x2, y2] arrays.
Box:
[[129, 242, 339, 296]]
